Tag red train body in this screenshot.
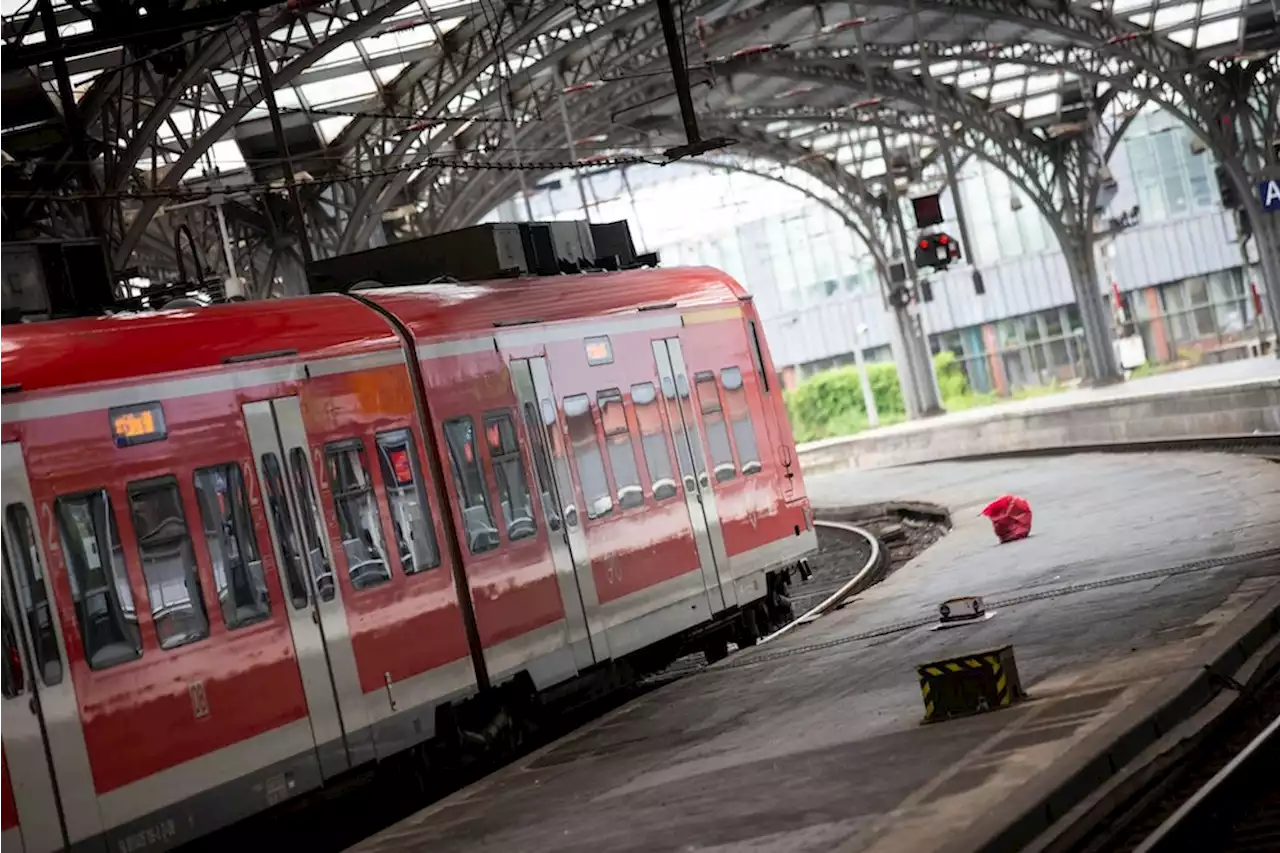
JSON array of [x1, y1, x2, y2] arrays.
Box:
[[0, 267, 816, 853]]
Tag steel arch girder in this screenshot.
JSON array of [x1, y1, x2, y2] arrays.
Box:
[[342, 0, 800, 251], [113, 0, 419, 267], [334, 0, 582, 253]]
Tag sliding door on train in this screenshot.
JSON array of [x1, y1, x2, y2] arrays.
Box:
[[241, 398, 370, 778], [2, 442, 100, 853], [508, 358, 605, 669], [652, 340, 737, 614]]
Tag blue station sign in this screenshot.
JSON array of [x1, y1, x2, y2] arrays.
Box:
[[1258, 178, 1280, 211]]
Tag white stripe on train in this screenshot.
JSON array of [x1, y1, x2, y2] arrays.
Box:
[[2, 311, 725, 424]]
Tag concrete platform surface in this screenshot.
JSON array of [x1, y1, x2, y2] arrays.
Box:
[[346, 454, 1280, 853], [799, 357, 1280, 473]]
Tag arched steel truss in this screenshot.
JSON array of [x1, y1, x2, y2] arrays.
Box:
[[3, 0, 1277, 302]]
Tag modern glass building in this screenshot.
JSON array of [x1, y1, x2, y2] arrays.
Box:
[[488, 106, 1269, 394]]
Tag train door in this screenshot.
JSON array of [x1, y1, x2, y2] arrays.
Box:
[[652, 340, 737, 612], [242, 398, 369, 778], [1, 442, 102, 853], [508, 357, 607, 667]]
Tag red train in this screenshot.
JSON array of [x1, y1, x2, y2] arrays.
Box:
[[0, 266, 816, 853]]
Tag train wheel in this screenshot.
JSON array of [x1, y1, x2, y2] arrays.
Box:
[[736, 606, 761, 648], [702, 636, 729, 664]]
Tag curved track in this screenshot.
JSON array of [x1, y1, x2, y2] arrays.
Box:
[[760, 520, 884, 645]]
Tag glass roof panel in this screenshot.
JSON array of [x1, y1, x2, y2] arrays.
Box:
[[1195, 17, 1241, 46], [298, 71, 378, 107], [317, 115, 354, 144]]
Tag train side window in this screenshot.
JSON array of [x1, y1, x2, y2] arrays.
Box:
[[194, 464, 272, 628], [288, 449, 336, 601], [4, 505, 63, 685], [597, 389, 644, 510], [442, 417, 500, 554], [521, 402, 562, 531], [261, 454, 311, 609], [54, 490, 142, 669], [563, 395, 613, 520], [127, 478, 210, 650], [720, 367, 762, 475], [375, 430, 440, 573], [630, 383, 678, 501], [483, 413, 537, 542], [748, 320, 771, 393], [324, 441, 392, 590], [694, 372, 737, 482]]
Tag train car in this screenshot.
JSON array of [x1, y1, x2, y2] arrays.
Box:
[[0, 266, 816, 853]]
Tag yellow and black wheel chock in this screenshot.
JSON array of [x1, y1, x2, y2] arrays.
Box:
[[916, 644, 1028, 723]]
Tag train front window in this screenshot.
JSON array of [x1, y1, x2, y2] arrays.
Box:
[[324, 440, 391, 590], [442, 417, 500, 554], [127, 478, 210, 650], [721, 367, 762, 475], [260, 454, 310, 609], [597, 389, 644, 510], [375, 430, 440, 573], [694, 372, 737, 483], [4, 504, 63, 685], [54, 490, 142, 669], [194, 464, 271, 629], [483, 412, 536, 542]]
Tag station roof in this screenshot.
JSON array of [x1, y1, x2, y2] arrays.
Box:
[[1, 0, 1273, 275]]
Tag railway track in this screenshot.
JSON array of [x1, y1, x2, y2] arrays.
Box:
[[1059, 665, 1280, 853], [183, 508, 940, 853]]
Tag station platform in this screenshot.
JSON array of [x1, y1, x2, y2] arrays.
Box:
[[798, 357, 1280, 474], [345, 452, 1280, 853]]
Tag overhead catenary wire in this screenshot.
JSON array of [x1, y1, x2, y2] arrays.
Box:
[[2, 150, 661, 203]]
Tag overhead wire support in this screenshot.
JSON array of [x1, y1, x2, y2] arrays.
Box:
[[654, 0, 733, 161], [850, 3, 943, 419], [37, 0, 112, 280], [909, 0, 982, 295], [247, 11, 314, 266]]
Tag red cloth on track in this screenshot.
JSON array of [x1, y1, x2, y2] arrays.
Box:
[[981, 494, 1032, 543]]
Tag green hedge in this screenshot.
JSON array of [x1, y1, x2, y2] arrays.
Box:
[[784, 352, 971, 442]]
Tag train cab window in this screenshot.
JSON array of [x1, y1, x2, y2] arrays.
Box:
[[483, 413, 536, 542], [443, 417, 500, 554], [630, 383, 678, 501], [375, 430, 440, 573], [694, 372, 737, 483], [288, 449, 336, 601], [127, 478, 210, 650], [194, 464, 272, 628], [261, 454, 311, 609], [54, 490, 142, 669], [720, 367, 762, 475], [563, 395, 613, 520], [597, 390, 644, 510], [4, 505, 63, 685], [324, 441, 391, 590]]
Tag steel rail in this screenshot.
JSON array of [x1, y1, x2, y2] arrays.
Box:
[[1132, 711, 1280, 853], [758, 519, 882, 646]]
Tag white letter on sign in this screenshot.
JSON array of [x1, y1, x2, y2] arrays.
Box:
[[1267, 180, 1280, 208]]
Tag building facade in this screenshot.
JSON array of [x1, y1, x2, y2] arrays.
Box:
[[489, 107, 1270, 393]]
